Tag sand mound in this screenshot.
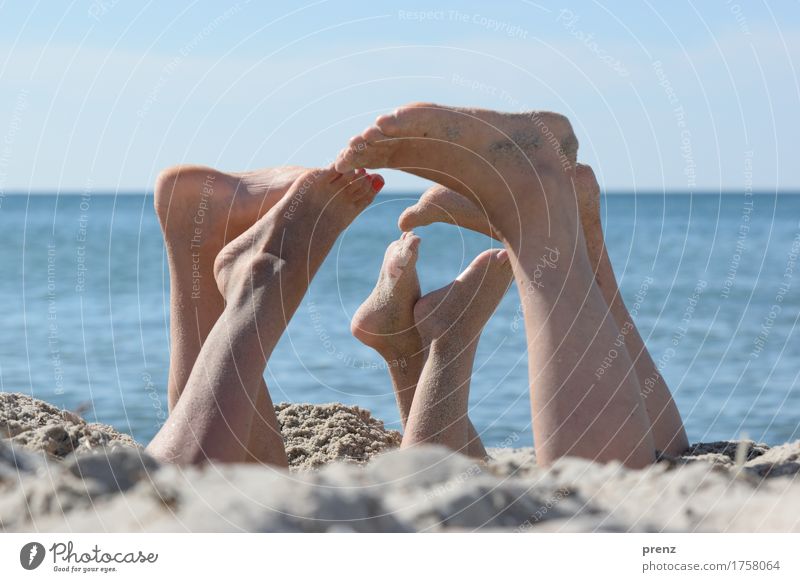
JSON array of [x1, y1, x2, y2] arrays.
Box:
[[0, 392, 139, 458], [0, 393, 401, 469], [275, 402, 401, 469], [487, 440, 800, 480], [673, 440, 771, 467]]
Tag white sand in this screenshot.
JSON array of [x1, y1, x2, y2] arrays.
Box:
[[1, 392, 799, 532]]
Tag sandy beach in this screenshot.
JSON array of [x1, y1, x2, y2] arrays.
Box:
[[1, 392, 798, 532]]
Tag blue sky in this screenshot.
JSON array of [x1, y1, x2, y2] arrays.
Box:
[[0, 0, 797, 193]]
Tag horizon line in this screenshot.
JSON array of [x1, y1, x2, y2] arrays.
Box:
[[3, 189, 799, 197]]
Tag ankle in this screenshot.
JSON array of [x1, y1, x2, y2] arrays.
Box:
[[214, 247, 287, 305], [369, 331, 423, 361]]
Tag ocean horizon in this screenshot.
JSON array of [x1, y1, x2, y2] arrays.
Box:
[[6, 189, 800, 197]]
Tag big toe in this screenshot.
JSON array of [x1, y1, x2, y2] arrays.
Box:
[[375, 102, 438, 136], [398, 204, 428, 231], [575, 163, 599, 194], [374, 109, 404, 136], [574, 163, 600, 218], [398, 230, 421, 255], [385, 232, 421, 276], [458, 248, 511, 284]]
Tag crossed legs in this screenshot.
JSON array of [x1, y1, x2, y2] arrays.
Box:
[[335, 103, 684, 467], [352, 234, 512, 458], [147, 167, 382, 464], [397, 167, 688, 456], [154, 164, 306, 464]]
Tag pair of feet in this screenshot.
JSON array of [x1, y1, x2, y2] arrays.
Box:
[[152, 164, 385, 465], [351, 232, 512, 456], [352, 233, 510, 351], [332, 103, 686, 465]]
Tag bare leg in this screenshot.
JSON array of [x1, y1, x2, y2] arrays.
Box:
[[404, 249, 512, 455], [154, 165, 306, 462], [575, 165, 688, 455], [351, 232, 424, 424], [398, 168, 688, 455], [147, 167, 382, 464], [350, 233, 486, 457], [335, 103, 655, 467]]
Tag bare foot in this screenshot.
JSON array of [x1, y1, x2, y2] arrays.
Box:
[[351, 231, 423, 356], [398, 162, 601, 242], [214, 167, 383, 301], [414, 248, 512, 343], [154, 165, 307, 383], [398, 184, 498, 239], [334, 103, 579, 244], [402, 249, 512, 455], [155, 165, 308, 270]]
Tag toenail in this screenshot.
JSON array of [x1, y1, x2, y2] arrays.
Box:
[[497, 250, 509, 264], [371, 175, 385, 192]]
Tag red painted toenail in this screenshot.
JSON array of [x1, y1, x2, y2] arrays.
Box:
[[371, 175, 385, 192]]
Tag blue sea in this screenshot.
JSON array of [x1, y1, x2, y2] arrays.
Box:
[[1, 192, 799, 448]]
